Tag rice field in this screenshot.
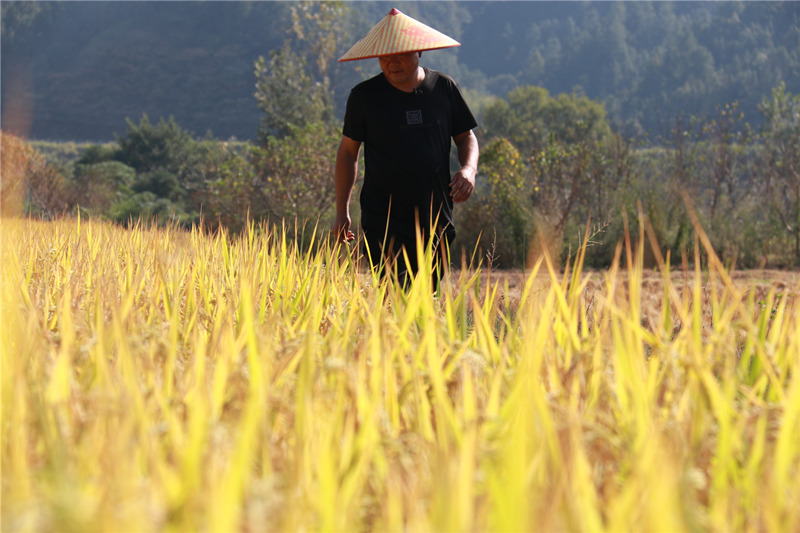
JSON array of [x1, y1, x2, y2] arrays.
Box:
[[2, 216, 799, 532]]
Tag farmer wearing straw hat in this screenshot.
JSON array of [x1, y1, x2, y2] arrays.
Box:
[[333, 8, 479, 287]]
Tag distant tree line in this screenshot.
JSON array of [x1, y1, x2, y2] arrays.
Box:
[[461, 1, 800, 138], [7, 80, 800, 269], [2, 1, 798, 140]]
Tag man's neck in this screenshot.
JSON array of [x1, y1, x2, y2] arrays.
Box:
[[388, 66, 424, 93]]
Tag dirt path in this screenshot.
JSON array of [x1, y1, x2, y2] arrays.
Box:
[[456, 268, 800, 326]]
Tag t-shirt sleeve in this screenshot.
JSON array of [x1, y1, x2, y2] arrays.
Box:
[[342, 89, 366, 142], [449, 79, 478, 137]]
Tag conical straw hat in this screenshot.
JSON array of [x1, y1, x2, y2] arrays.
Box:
[[339, 8, 460, 62]]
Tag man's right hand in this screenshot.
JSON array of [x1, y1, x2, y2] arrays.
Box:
[[333, 213, 355, 244], [333, 136, 361, 245]]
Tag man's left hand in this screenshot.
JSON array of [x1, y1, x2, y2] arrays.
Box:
[[449, 166, 476, 203]]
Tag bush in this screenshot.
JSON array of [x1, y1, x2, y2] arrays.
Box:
[[115, 115, 197, 176], [111, 191, 181, 226], [1, 131, 73, 219], [250, 121, 340, 228], [1, 131, 29, 217], [456, 137, 533, 268], [70, 161, 135, 216]]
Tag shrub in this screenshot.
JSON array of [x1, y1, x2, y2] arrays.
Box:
[[1, 131, 73, 218], [70, 161, 135, 215], [1, 131, 29, 217], [456, 137, 532, 268], [250, 121, 339, 228]]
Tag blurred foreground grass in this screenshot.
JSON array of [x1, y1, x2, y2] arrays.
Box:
[[2, 216, 799, 532]]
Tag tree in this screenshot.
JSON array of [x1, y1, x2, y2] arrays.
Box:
[[693, 102, 763, 265], [479, 86, 614, 264], [253, 1, 349, 142], [71, 161, 135, 215], [760, 83, 800, 264], [1, 2, 58, 48], [132, 169, 182, 201], [0, 132, 74, 218], [482, 85, 611, 153], [115, 115, 196, 177], [289, 1, 349, 110], [250, 122, 340, 227], [1, 132, 30, 217], [26, 149, 72, 219], [75, 143, 116, 166], [112, 115, 201, 225], [528, 135, 596, 254], [111, 192, 176, 226], [189, 141, 257, 232], [254, 46, 329, 140], [455, 137, 532, 268]]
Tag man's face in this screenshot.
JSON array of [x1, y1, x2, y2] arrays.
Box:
[[378, 52, 420, 89]]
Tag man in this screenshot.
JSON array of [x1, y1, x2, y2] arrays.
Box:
[[333, 8, 479, 287]]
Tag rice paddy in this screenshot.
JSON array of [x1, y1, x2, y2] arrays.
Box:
[[2, 216, 799, 532]]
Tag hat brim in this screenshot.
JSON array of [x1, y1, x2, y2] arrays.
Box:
[[338, 8, 460, 62], [338, 43, 461, 63]]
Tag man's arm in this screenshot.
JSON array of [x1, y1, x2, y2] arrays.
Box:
[[333, 135, 362, 243], [450, 130, 479, 203]]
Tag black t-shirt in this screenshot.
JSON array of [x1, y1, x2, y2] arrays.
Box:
[[342, 68, 477, 240]]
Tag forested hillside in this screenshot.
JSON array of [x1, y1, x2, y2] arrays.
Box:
[[2, 1, 798, 141], [462, 1, 800, 136]]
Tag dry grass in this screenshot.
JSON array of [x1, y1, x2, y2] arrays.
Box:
[[2, 216, 799, 532]]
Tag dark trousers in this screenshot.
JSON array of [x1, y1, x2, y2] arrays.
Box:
[[363, 230, 451, 291]]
